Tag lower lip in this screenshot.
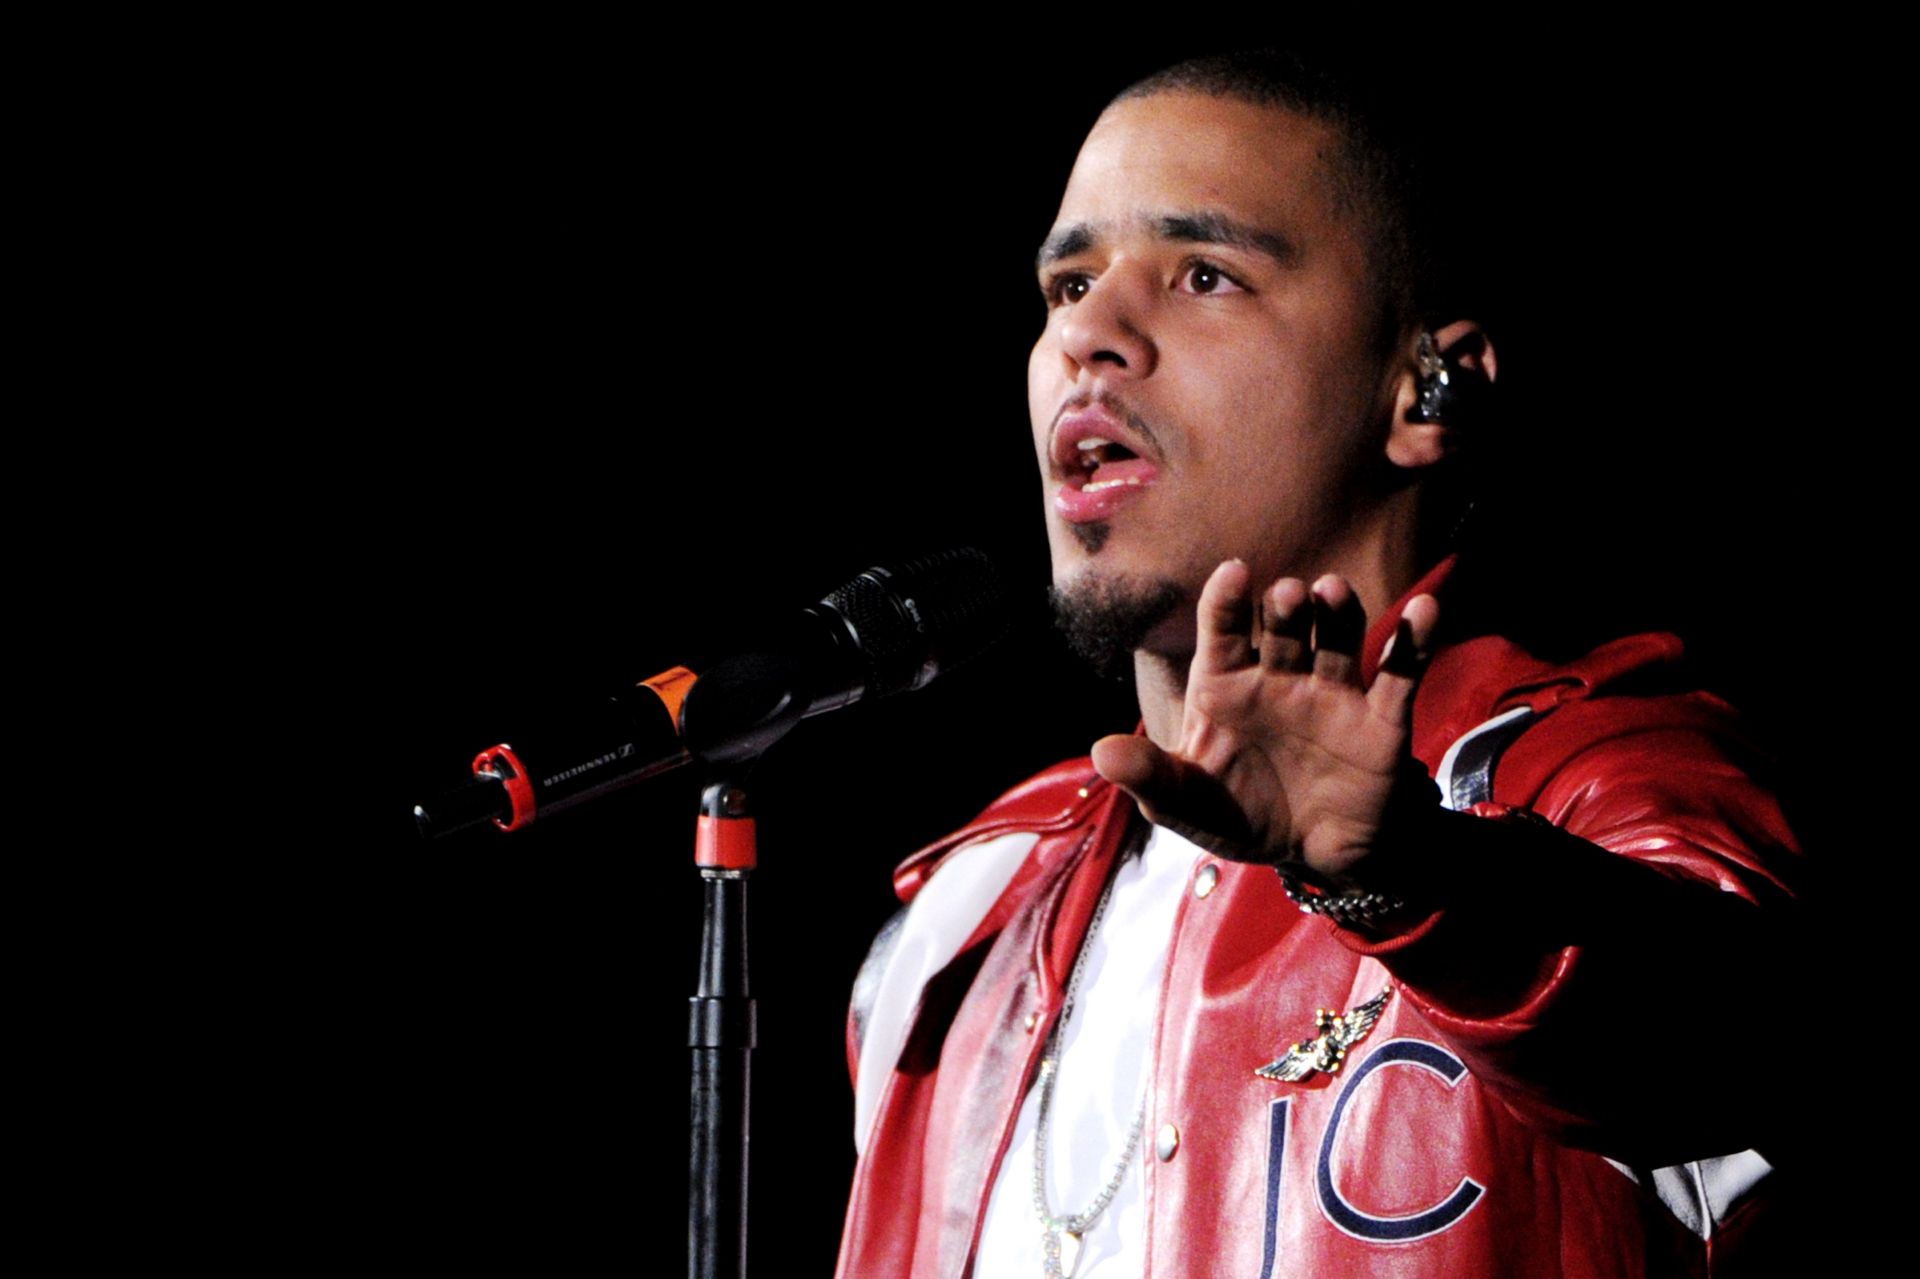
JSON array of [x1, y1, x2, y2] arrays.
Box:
[[1053, 459, 1159, 523]]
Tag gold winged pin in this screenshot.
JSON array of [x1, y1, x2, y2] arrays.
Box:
[[1255, 987, 1392, 1083]]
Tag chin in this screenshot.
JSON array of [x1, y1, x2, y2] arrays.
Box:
[[1050, 513, 1171, 581], [1047, 556, 1189, 676]]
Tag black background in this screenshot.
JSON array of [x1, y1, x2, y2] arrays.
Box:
[[228, 28, 1871, 1273]]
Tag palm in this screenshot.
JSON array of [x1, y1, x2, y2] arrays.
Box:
[[1092, 562, 1437, 884]]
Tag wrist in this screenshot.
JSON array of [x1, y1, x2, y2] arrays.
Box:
[[1348, 770, 1451, 886], [1276, 865, 1426, 934]]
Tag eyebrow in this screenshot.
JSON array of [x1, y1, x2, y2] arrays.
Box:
[[1035, 224, 1097, 272], [1157, 212, 1298, 265], [1034, 211, 1298, 274]]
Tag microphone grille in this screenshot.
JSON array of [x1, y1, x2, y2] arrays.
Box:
[[824, 547, 1006, 697]]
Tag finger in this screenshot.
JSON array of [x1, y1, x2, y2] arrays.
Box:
[[1257, 577, 1313, 673], [1370, 594, 1439, 725], [1090, 733, 1162, 793], [1194, 559, 1256, 673], [1309, 575, 1366, 686], [1091, 734, 1256, 851]]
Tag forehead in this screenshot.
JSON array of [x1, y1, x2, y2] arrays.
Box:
[[1052, 92, 1354, 254]]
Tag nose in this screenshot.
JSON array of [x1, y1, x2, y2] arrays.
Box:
[[1056, 266, 1156, 380]]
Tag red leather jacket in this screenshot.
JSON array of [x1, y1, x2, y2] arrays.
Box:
[[837, 611, 1801, 1278]]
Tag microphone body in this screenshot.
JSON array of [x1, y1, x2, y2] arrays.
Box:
[[413, 549, 1003, 838], [412, 667, 695, 838], [681, 552, 1004, 766]]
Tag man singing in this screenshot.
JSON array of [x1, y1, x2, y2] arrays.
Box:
[[838, 52, 1799, 1278]]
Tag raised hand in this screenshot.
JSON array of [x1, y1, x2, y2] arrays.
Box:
[[1090, 560, 1440, 888]]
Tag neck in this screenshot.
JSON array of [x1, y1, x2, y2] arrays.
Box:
[[1134, 518, 1426, 751]]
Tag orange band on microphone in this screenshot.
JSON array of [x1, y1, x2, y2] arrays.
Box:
[[473, 743, 536, 832], [641, 665, 698, 730], [696, 815, 758, 870]]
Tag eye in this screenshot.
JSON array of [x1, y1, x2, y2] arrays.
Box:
[[1043, 271, 1092, 306], [1178, 261, 1245, 296]]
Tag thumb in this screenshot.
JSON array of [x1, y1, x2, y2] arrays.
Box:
[[1090, 734, 1164, 795], [1090, 735, 1257, 855]]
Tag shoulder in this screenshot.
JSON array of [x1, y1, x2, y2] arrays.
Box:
[[1416, 630, 1764, 788], [1416, 630, 1693, 748], [847, 755, 1127, 1126], [891, 755, 1110, 903], [1420, 629, 1798, 895]]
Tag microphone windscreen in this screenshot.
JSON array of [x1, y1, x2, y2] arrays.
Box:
[[821, 547, 1006, 697]]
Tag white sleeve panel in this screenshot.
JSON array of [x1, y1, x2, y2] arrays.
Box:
[[1604, 1150, 1774, 1240], [853, 830, 1042, 1155]]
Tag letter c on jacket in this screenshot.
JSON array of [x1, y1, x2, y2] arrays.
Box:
[[1316, 1038, 1486, 1243]]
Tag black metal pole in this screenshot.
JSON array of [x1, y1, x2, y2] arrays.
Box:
[[689, 779, 755, 1279]]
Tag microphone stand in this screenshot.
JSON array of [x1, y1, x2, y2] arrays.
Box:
[[404, 549, 1002, 1277], [688, 773, 756, 1279]]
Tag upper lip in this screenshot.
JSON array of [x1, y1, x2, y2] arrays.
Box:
[[1048, 401, 1159, 481]]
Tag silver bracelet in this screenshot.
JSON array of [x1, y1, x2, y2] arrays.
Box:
[[1276, 868, 1409, 927]]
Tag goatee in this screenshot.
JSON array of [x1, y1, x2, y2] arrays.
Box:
[[1068, 520, 1111, 554], [1049, 571, 1183, 678]]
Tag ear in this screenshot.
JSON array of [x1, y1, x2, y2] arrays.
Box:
[[1386, 319, 1497, 470]]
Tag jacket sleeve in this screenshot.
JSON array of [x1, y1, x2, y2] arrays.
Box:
[[1335, 691, 1805, 1167]]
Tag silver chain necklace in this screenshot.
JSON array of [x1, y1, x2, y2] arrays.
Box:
[[1031, 848, 1149, 1279]]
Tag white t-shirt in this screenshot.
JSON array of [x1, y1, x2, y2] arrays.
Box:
[[971, 824, 1205, 1279]]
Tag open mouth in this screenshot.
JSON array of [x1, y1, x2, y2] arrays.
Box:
[[1051, 416, 1160, 523], [1063, 435, 1159, 498], [1069, 436, 1146, 490]]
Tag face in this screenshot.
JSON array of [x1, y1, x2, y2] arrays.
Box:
[[1029, 92, 1403, 658]]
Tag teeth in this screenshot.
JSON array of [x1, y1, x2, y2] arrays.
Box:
[[1074, 437, 1113, 471], [1083, 476, 1143, 492]]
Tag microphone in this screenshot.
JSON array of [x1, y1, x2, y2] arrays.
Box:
[[413, 548, 1005, 838]]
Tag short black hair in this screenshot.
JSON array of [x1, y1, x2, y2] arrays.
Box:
[[1112, 50, 1454, 336]]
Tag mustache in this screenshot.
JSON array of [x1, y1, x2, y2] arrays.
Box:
[[1052, 391, 1165, 456]]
